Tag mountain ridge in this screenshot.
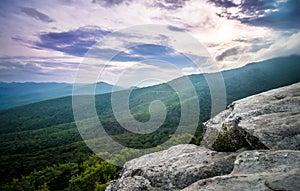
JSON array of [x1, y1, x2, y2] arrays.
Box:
[[0, 55, 299, 188], [1, 55, 299, 111]]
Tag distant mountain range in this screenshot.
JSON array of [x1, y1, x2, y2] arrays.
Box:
[[1, 55, 299, 111], [0, 81, 118, 110], [0, 55, 299, 185]]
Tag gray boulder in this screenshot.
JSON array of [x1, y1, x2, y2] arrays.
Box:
[[202, 82, 300, 151], [106, 144, 242, 191], [182, 149, 300, 191]]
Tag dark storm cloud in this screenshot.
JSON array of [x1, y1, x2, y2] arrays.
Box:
[[20, 7, 55, 23], [210, 0, 300, 29], [32, 26, 110, 56]]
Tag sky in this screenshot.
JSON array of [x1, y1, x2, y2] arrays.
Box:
[[0, 0, 299, 86]]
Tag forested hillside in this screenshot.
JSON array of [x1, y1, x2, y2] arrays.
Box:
[[0, 55, 299, 190]]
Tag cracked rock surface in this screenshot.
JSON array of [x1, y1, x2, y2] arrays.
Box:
[[202, 82, 300, 150], [182, 150, 300, 191], [106, 144, 241, 191]]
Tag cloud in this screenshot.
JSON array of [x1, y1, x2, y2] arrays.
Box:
[[105, 44, 177, 62], [209, 0, 237, 8], [255, 31, 300, 61], [1, 0, 299, 83], [167, 25, 186, 32], [92, 0, 189, 9], [214, 30, 300, 71], [10, 23, 204, 84], [211, 0, 300, 29], [0, 56, 79, 82], [118, 44, 201, 69], [216, 46, 245, 61], [32, 26, 110, 56], [151, 0, 189, 10], [98, 59, 192, 87], [20, 7, 55, 23], [92, 0, 127, 7]]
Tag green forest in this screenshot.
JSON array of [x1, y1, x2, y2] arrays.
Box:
[[0, 56, 300, 190]]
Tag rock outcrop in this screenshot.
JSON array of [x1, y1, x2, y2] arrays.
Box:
[[182, 150, 300, 191], [202, 82, 300, 151], [106, 82, 300, 191], [106, 144, 242, 191]]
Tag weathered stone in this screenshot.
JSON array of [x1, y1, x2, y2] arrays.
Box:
[[106, 144, 242, 191], [202, 82, 300, 151], [182, 150, 300, 191], [107, 83, 300, 191], [105, 176, 154, 191]]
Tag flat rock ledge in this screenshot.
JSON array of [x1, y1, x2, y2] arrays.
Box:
[[106, 144, 241, 191]]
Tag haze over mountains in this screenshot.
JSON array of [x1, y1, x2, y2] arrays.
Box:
[[0, 82, 118, 110], [0, 55, 299, 189], [1, 55, 299, 110]]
